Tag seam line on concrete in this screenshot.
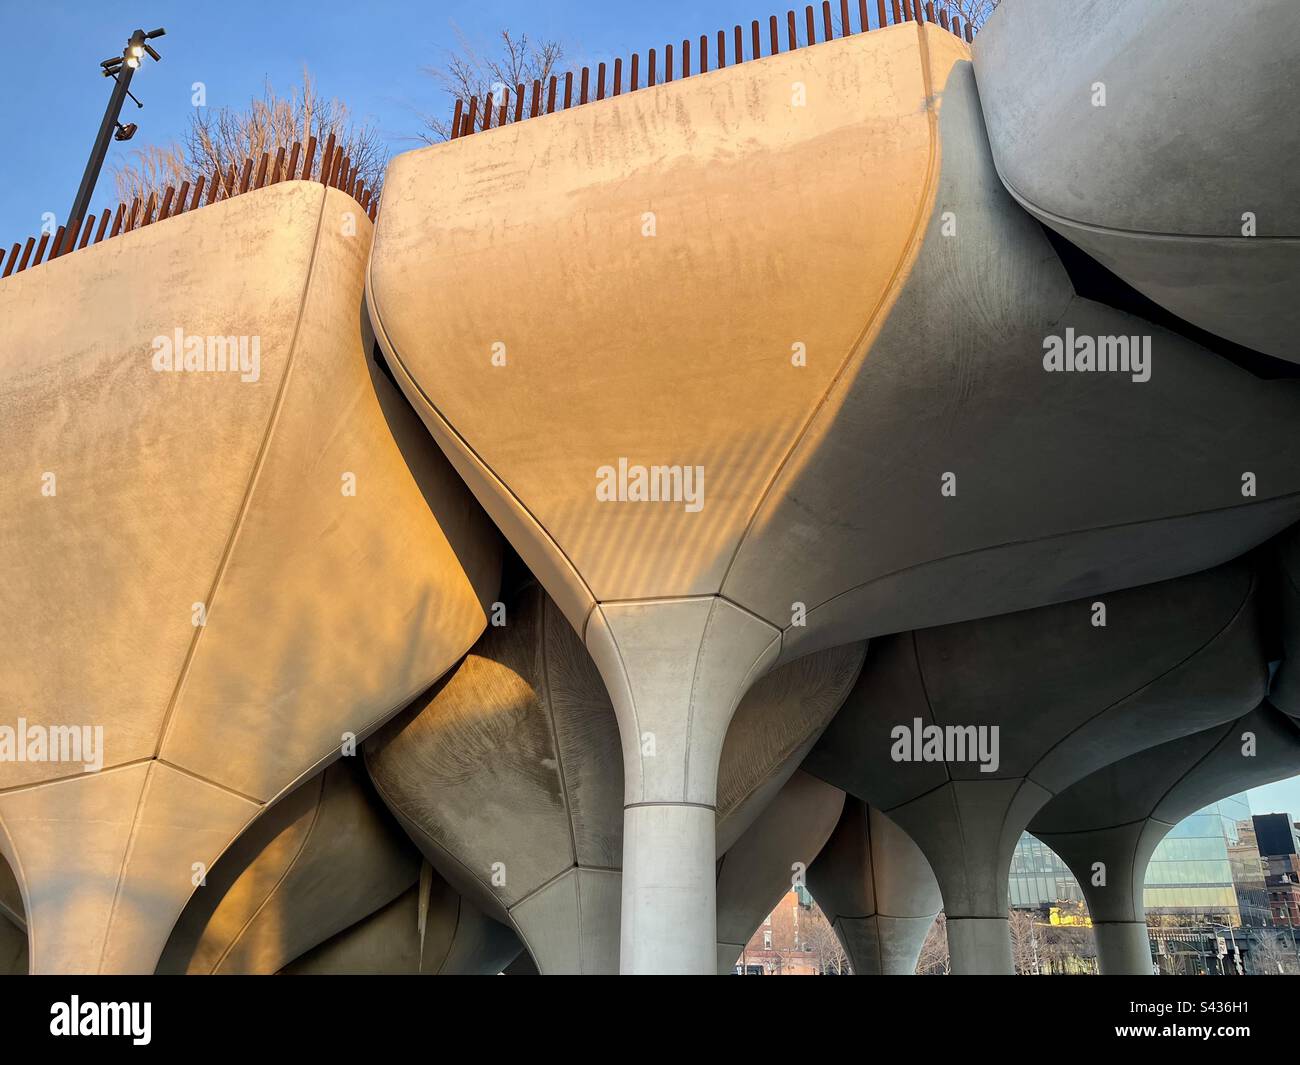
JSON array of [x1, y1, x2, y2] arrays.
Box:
[[799, 492, 1300, 624], [212, 771, 326, 974], [596, 603, 643, 805], [154, 184, 330, 758], [153, 759, 265, 805], [623, 801, 716, 810], [715, 27, 944, 598], [97, 760, 156, 973], [0, 755, 156, 795], [683, 597, 717, 797], [910, 633, 953, 788], [994, 160, 1300, 243], [365, 265, 597, 630], [536, 591, 581, 870], [1026, 572, 1258, 789]]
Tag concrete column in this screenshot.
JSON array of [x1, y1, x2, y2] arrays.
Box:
[[1094, 922, 1156, 976], [1033, 821, 1159, 976], [715, 770, 845, 972], [946, 918, 1013, 975], [885, 778, 1049, 975], [807, 798, 941, 975], [586, 597, 781, 974]]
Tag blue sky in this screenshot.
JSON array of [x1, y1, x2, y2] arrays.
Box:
[[1, 0, 810, 242]]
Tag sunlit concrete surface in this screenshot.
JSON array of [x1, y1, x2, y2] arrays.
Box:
[[157, 760, 418, 974], [369, 17, 1300, 972], [973, 0, 1299, 360], [1030, 703, 1300, 974], [804, 559, 1267, 973], [807, 798, 941, 975], [364, 579, 863, 973], [0, 182, 501, 973], [715, 770, 844, 973]]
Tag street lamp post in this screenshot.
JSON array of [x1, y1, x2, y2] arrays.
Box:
[[65, 28, 165, 247]]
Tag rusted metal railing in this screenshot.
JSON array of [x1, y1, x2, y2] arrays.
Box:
[[449, 0, 976, 140], [2, 136, 377, 280]]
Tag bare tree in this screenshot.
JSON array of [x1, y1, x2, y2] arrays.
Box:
[[1008, 908, 1042, 975], [803, 903, 851, 974], [1249, 929, 1300, 975], [916, 912, 950, 975], [947, 0, 1001, 30], [419, 29, 566, 142], [112, 69, 386, 206]]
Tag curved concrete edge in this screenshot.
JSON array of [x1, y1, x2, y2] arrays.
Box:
[[971, 0, 1299, 360], [281, 877, 523, 975], [585, 596, 780, 973], [1032, 703, 1300, 973], [1276, 525, 1300, 719], [1000, 187, 1299, 361], [806, 799, 940, 975], [158, 759, 420, 975], [365, 270, 596, 638], [836, 915, 938, 976], [0, 762, 258, 974], [714, 770, 845, 973], [508, 867, 621, 975]]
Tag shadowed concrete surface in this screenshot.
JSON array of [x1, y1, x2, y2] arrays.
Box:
[[973, 0, 1299, 360], [157, 760, 419, 975], [0, 856, 25, 975], [0, 181, 502, 973], [715, 770, 844, 973], [368, 18, 1300, 972], [805, 559, 1268, 973], [807, 798, 941, 975], [1274, 525, 1300, 723], [1030, 703, 1300, 974], [280, 874, 523, 976], [364, 578, 864, 973]]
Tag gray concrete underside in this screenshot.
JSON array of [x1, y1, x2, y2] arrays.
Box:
[[973, 0, 1299, 359], [805, 558, 1268, 972], [1030, 702, 1300, 973]]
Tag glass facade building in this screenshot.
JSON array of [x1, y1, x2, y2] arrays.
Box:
[[1009, 793, 1265, 926]]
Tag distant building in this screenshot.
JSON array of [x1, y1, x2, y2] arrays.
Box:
[[1010, 794, 1266, 929], [734, 887, 825, 975], [1253, 812, 1300, 860], [1253, 813, 1300, 931]]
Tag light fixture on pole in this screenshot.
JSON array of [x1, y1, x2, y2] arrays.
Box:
[[65, 28, 165, 248]]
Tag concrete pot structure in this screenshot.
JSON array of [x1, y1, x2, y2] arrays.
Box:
[[807, 798, 942, 975], [0, 182, 501, 973], [368, 21, 1300, 969], [804, 559, 1268, 973], [157, 759, 419, 975], [364, 578, 864, 973], [715, 770, 845, 973], [1029, 702, 1300, 975], [973, 0, 1299, 360]]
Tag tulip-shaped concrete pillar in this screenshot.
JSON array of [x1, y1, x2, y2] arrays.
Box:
[[805, 560, 1268, 975], [1030, 702, 1300, 974], [807, 798, 941, 975], [715, 770, 845, 972], [586, 599, 781, 973]]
